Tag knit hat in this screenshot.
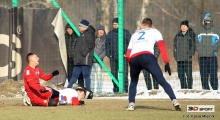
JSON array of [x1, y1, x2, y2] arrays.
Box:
[[97, 25, 105, 30], [180, 20, 189, 28], [112, 18, 118, 24], [79, 19, 89, 28], [202, 13, 212, 25]]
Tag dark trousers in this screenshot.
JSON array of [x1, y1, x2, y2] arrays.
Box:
[[129, 54, 176, 103], [110, 58, 128, 93], [48, 88, 59, 106], [199, 57, 218, 90], [143, 70, 159, 90], [67, 57, 84, 87], [67, 65, 91, 90], [177, 61, 193, 89]]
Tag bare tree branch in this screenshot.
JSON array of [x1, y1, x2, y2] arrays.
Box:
[[169, 0, 180, 17], [153, 2, 182, 21], [20, 1, 53, 8]]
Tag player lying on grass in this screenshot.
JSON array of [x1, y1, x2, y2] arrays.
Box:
[[58, 85, 93, 105], [125, 18, 181, 111]]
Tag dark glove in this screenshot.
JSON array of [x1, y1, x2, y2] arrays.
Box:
[[165, 63, 171, 76], [39, 89, 49, 93], [79, 100, 85, 105], [51, 70, 59, 76]]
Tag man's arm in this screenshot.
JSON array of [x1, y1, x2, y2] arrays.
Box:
[[157, 41, 169, 63], [39, 69, 53, 81]]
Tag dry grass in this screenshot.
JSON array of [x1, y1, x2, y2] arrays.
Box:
[[0, 98, 219, 120]]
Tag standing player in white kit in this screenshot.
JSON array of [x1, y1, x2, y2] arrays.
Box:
[[125, 18, 181, 111]]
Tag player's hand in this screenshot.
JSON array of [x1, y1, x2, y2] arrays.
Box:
[[165, 63, 171, 76], [79, 100, 85, 105], [51, 70, 59, 76], [39, 89, 49, 93]]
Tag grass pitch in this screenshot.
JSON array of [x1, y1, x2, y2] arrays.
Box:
[[0, 98, 219, 120]]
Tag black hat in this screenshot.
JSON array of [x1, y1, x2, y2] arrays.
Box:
[[112, 18, 118, 24], [180, 20, 189, 28], [79, 19, 89, 28]]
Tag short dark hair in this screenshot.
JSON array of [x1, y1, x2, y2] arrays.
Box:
[[26, 53, 35, 63], [142, 18, 152, 27]]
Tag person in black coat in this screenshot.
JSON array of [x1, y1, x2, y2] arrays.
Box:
[[67, 19, 96, 90], [64, 23, 84, 87], [105, 18, 131, 93], [173, 20, 196, 89]]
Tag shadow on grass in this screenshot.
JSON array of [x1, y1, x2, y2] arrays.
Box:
[[126, 105, 175, 111]]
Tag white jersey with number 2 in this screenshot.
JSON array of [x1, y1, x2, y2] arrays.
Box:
[[126, 28, 169, 63]]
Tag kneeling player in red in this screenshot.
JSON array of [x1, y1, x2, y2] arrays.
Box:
[[23, 53, 60, 106]]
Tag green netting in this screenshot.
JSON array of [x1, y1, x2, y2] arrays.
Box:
[[1, 0, 220, 95]]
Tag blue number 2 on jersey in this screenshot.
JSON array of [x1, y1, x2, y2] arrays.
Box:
[[138, 31, 145, 40]]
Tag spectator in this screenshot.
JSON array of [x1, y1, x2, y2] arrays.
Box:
[[142, 43, 160, 90], [105, 18, 131, 93], [90, 25, 106, 94], [173, 20, 196, 89], [67, 19, 96, 90], [196, 13, 220, 90], [64, 23, 84, 87], [23, 53, 60, 106]]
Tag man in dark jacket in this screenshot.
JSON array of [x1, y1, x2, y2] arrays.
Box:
[[196, 13, 220, 90], [67, 19, 96, 91], [173, 20, 196, 89], [142, 43, 160, 90], [105, 18, 131, 93], [64, 23, 84, 87], [90, 25, 106, 94]]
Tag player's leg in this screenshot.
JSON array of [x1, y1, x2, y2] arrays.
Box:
[[127, 56, 142, 111], [81, 65, 92, 90], [48, 98, 58, 106], [67, 66, 82, 88], [141, 54, 181, 111]]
